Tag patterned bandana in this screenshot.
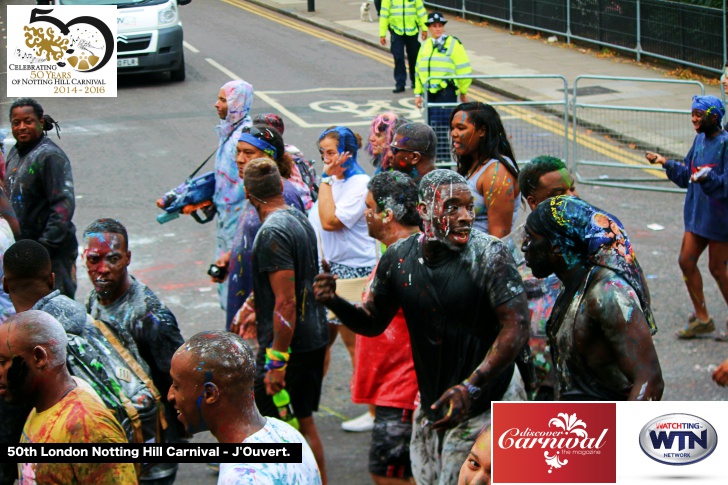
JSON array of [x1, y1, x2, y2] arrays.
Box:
[[526, 195, 657, 335]]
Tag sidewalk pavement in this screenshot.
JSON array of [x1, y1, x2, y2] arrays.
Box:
[[248, 0, 726, 161]]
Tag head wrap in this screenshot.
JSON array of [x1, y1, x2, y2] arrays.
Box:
[[691, 95, 725, 125], [254, 113, 284, 135], [526, 195, 656, 335], [218, 80, 254, 137], [318, 126, 366, 179], [239, 126, 278, 160]]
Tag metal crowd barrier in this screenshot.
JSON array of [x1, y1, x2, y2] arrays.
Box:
[[571, 75, 704, 193]]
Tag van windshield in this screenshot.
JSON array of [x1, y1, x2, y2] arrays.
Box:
[[58, 0, 169, 7]]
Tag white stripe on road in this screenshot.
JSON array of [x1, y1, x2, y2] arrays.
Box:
[[183, 41, 199, 53]]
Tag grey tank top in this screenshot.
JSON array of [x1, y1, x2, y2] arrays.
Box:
[[465, 157, 520, 235]]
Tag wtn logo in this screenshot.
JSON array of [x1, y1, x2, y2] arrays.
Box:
[[649, 430, 707, 451], [639, 414, 717, 465]]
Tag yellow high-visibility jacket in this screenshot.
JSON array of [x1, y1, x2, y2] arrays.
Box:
[[379, 0, 427, 37], [414, 35, 472, 96]]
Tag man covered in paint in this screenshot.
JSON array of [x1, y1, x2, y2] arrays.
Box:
[[314, 169, 529, 485], [168, 331, 322, 483], [0, 311, 136, 484], [500, 155, 579, 400], [522, 195, 663, 401], [390, 122, 438, 184], [353, 172, 420, 484], [646, 95, 728, 340], [4, 98, 78, 298], [236, 159, 330, 483], [83, 218, 186, 474], [212, 80, 254, 312]]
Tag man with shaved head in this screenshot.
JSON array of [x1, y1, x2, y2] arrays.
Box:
[[0, 311, 136, 484], [168, 331, 321, 483]]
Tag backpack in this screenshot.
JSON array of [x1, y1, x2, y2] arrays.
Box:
[[65, 319, 168, 477], [293, 154, 319, 203]]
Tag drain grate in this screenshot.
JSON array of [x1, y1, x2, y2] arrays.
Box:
[[559, 85, 619, 96]]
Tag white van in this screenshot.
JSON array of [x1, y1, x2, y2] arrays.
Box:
[[52, 0, 192, 81]]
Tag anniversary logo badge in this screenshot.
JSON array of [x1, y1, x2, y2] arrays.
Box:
[[493, 402, 617, 483], [6, 5, 117, 97]]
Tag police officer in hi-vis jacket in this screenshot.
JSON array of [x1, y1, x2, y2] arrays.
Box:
[[414, 12, 472, 162], [380, 0, 428, 93]]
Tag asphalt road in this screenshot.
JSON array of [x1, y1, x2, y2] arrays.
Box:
[[2, 0, 728, 483]]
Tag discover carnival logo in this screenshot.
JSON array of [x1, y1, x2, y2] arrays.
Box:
[[6, 6, 117, 97], [639, 413, 718, 466], [492, 403, 616, 483]]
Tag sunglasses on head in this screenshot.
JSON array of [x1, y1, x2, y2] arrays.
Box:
[[242, 125, 275, 140]]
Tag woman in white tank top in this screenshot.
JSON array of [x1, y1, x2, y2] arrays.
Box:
[[450, 102, 520, 238]]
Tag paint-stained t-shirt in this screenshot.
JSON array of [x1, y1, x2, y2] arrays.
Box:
[[369, 231, 525, 417], [252, 208, 329, 362], [218, 418, 322, 485], [86, 277, 185, 443], [226, 181, 305, 328], [664, 130, 728, 241], [19, 382, 137, 485]]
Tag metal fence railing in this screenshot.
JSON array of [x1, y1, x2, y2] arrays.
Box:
[[423, 74, 570, 167], [424, 0, 728, 74], [571, 75, 704, 192]]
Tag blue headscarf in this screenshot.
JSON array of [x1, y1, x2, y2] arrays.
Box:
[[692, 95, 725, 125], [239, 132, 277, 160], [526, 195, 656, 335], [318, 126, 366, 179]]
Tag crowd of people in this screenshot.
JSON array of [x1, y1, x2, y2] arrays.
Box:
[[0, 54, 726, 485]]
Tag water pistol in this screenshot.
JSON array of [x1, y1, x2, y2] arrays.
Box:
[[155, 171, 216, 224]]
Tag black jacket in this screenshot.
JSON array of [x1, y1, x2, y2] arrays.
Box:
[[4, 134, 77, 258]]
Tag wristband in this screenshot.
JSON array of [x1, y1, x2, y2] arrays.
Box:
[[461, 380, 482, 400], [264, 348, 290, 372]]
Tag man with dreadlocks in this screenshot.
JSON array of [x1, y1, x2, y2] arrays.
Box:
[[5, 98, 77, 298], [315, 169, 529, 485], [522, 195, 663, 401]]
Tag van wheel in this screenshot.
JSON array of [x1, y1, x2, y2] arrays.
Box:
[[170, 54, 186, 82]]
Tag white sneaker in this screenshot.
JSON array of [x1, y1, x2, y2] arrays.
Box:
[[341, 411, 375, 432]]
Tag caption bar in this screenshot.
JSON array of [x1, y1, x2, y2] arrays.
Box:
[[2, 443, 302, 464]]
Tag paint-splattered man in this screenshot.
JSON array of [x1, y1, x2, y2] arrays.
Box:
[[0, 311, 136, 484], [390, 122, 438, 184], [4, 98, 78, 299], [314, 169, 529, 485], [168, 331, 322, 483], [522, 195, 663, 401], [82, 218, 185, 484], [238, 159, 330, 484]]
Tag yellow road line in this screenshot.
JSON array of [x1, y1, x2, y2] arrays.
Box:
[[318, 405, 349, 421], [222, 0, 393, 66], [221, 0, 665, 179]]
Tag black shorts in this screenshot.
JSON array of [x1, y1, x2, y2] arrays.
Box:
[[369, 406, 414, 479], [254, 346, 326, 420]]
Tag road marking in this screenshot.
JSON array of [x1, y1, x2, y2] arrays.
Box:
[[183, 41, 199, 53], [218, 0, 665, 179], [221, 0, 393, 66], [205, 57, 312, 127]]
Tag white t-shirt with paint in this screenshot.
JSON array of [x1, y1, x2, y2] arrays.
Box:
[[308, 173, 377, 268], [217, 418, 322, 485]]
